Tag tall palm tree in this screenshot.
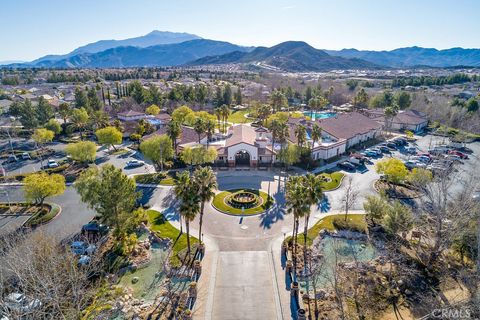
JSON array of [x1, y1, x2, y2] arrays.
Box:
[[285, 176, 309, 281], [294, 125, 307, 148], [270, 89, 287, 113], [205, 120, 216, 148], [179, 190, 200, 256], [214, 107, 222, 133], [193, 117, 206, 143], [174, 171, 191, 234], [220, 104, 230, 133], [193, 167, 217, 242], [310, 123, 322, 151], [302, 174, 323, 301], [167, 121, 181, 156]]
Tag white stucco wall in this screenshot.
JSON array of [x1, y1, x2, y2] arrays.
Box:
[[227, 143, 259, 162]]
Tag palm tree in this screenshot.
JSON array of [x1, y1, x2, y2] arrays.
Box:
[[214, 107, 222, 133], [257, 104, 271, 126], [179, 190, 200, 256], [285, 176, 309, 281], [174, 171, 191, 234], [310, 123, 322, 150], [270, 89, 287, 113], [205, 120, 216, 148], [193, 117, 206, 143], [167, 121, 181, 156], [193, 167, 217, 242], [294, 125, 307, 148], [302, 174, 323, 319], [220, 104, 230, 133]]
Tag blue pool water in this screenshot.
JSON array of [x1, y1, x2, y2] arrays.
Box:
[[303, 111, 336, 121]]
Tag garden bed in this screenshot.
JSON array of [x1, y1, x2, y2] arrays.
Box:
[[374, 180, 421, 199], [289, 214, 367, 246], [212, 189, 274, 215], [146, 210, 198, 268], [0, 202, 62, 227], [317, 172, 345, 191], [134, 172, 175, 186]]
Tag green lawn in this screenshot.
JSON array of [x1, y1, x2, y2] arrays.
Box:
[[134, 173, 175, 186], [227, 109, 252, 124], [211, 189, 273, 215], [317, 172, 345, 191], [146, 210, 198, 267], [293, 214, 367, 246]]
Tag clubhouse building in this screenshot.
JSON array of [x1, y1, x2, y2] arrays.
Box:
[[147, 111, 382, 167]]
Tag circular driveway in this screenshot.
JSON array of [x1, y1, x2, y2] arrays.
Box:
[[148, 167, 380, 251]]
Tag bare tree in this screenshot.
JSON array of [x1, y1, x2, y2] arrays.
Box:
[[341, 176, 359, 221], [419, 171, 479, 266], [0, 232, 102, 319]]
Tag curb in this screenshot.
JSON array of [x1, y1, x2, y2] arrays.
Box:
[[21, 202, 62, 228]]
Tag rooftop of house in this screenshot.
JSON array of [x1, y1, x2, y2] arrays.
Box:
[[225, 124, 258, 148], [117, 110, 146, 117], [316, 112, 382, 140]]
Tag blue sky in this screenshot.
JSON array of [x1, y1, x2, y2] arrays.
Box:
[[1, 0, 479, 61]]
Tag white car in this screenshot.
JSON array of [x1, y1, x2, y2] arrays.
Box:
[[126, 160, 145, 168], [47, 159, 59, 168], [21, 152, 31, 160]]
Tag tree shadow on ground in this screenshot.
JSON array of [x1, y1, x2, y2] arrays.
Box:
[[318, 196, 331, 213], [258, 176, 286, 229]]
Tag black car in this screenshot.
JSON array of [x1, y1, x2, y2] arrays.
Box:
[[386, 142, 397, 150], [338, 161, 356, 171], [379, 146, 391, 153]]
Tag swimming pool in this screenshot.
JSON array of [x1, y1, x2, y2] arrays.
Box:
[[303, 111, 336, 120]]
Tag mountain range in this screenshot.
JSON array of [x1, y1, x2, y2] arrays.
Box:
[[189, 41, 378, 71], [6, 31, 480, 70], [325, 47, 480, 68]]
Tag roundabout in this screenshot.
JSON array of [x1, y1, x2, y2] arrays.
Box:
[[211, 188, 274, 216]]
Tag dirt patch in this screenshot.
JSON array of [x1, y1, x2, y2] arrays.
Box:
[[374, 180, 421, 199]]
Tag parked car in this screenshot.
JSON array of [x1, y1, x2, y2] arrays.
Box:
[[47, 159, 59, 168], [7, 155, 18, 163], [338, 161, 356, 171], [21, 152, 31, 160], [364, 150, 378, 157], [126, 160, 145, 168], [404, 161, 417, 170], [378, 146, 391, 153], [4, 293, 41, 314], [393, 138, 407, 146], [386, 142, 397, 150], [448, 150, 468, 159], [70, 241, 88, 255], [446, 154, 462, 162], [405, 147, 417, 154], [370, 148, 383, 155]]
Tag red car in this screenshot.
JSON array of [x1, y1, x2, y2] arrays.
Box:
[[448, 150, 468, 159], [417, 152, 432, 159]]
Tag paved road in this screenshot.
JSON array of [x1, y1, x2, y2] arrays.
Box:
[[0, 186, 95, 239], [211, 251, 279, 320]]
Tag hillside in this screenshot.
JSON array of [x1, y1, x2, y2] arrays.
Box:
[[31, 31, 201, 64], [326, 46, 480, 67], [189, 41, 379, 72], [29, 39, 252, 68]]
